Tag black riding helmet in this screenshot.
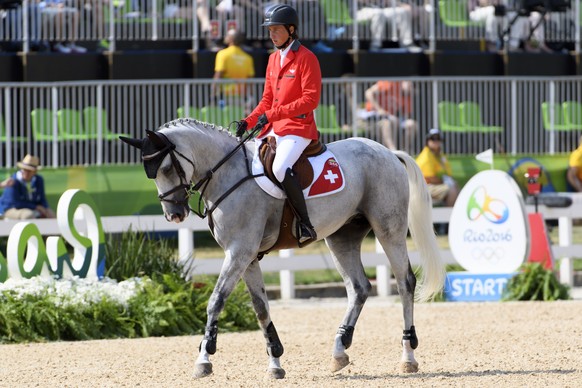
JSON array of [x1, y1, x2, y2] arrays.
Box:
[[262, 4, 298, 49], [262, 4, 299, 27]]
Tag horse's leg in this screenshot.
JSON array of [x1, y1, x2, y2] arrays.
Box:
[[194, 254, 252, 379], [376, 231, 419, 373], [241, 259, 286, 379], [324, 219, 372, 373]]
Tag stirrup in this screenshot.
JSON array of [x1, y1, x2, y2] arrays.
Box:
[[298, 223, 317, 245]]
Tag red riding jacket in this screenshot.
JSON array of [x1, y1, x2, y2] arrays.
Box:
[[245, 40, 321, 140]]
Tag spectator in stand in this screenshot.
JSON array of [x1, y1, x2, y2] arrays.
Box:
[[415, 129, 459, 207], [363, 80, 418, 152], [468, 0, 552, 53], [0, 155, 56, 220], [356, 0, 421, 52], [212, 29, 255, 115], [39, 0, 87, 53], [567, 135, 582, 192]]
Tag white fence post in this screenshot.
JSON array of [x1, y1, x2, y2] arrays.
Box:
[[374, 237, 391, 296], [178, 227, 194, 262], [376, 265, 391, 297], [279, 249, 295, 299], [559, 216, 574, 286]]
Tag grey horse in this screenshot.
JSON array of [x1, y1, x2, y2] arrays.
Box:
[[120, 118, 446, 379]]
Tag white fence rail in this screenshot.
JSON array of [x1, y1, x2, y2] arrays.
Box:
[[1, 199, 581, 299]]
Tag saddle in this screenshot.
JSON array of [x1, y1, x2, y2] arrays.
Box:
[[257, 136, 326, 258]]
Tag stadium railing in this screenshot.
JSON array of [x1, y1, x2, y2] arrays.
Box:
[[0, 0, 580, 54], [2, 76, 582, 169]]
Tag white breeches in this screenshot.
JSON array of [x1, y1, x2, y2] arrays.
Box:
[[256, 132, 312, 182]]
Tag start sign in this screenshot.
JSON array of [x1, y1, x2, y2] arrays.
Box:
[[444, 272, 516, 302]]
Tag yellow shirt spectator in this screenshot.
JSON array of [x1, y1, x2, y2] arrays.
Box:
[[416, 145, 452, 180], [415, 128, 458, 207], [568, 143, 582, 181], [567, 136, 582, 191], [214, 41, 255, 96]]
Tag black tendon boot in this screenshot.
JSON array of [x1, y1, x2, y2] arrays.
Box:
[[281, 168, 317, 244]]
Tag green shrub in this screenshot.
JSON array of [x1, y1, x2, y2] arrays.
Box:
[[0, 274, 257, 343], [0, 230, 259, 343], [502, 262, 570, 301], [105, 229, 181, 280]]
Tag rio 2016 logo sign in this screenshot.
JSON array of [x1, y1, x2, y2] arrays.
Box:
[[466, 186, 509, 224], [449, 170, 529, 274], [0, 189, 105, 282]]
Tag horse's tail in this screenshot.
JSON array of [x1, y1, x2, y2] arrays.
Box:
[[393, 151, 446, 302]]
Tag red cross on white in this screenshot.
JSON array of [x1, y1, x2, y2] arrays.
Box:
[[308, 158, 344, 197]]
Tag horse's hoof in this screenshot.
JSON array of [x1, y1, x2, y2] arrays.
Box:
[[400, 361, 419, 373], [330, 354, 350, 372], [193, 362, 213, 378], [265, 367, 286, 379]]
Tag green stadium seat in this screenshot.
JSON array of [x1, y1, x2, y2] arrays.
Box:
[[438, 0, 484, 28], [31, 108, 60, 141], [83, 106, 126, 140], [438, 101, 466, 132], [542, 102, 573, 131], [201, 105, 242, 130], [562, 101, 582, 130], [315, 104, 343, 134], [459, 101, 503, 133], [58, 108, 90, 140], [177, 106, 201, 119]]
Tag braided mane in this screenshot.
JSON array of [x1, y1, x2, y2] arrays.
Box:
[[157, 118, 236, 138]]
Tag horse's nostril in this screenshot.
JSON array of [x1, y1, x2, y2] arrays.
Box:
[[170, 213, 184, 223]]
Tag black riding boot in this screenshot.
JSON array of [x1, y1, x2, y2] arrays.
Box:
[[281, 168, 317, 244]]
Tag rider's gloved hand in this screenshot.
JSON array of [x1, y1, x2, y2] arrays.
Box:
[[256, 114, 268, 129], [235, 120, 248, 138]]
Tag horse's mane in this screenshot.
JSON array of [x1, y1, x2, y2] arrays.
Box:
[[156, 118, 236, 139]]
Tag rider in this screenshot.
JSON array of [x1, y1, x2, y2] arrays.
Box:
[[235, 4, 320, 244]]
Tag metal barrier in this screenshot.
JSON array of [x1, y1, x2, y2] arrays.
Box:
[[1, 76, 582, 169], [0, 0, 580, 53]]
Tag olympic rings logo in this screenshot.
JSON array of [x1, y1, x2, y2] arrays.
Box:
[[470, 246, 506, 264], [466, 186, 509, 224]]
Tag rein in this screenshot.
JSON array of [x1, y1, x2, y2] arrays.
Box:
[[159, 125, 263, 219]]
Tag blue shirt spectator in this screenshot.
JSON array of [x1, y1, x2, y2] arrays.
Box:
[[0, 154, 55, 219]]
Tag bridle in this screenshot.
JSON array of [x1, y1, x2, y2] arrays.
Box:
[[150, 125, 263, 220]]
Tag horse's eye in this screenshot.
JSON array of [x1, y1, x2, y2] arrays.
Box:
[[160, 164, 172, 175]]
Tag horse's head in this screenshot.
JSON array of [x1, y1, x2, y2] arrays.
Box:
[[120, 129, 193, 223]]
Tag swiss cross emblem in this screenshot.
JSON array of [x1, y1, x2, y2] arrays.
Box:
[[308, 158, 344, 196]]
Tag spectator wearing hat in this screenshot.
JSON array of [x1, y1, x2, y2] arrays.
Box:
[[415, 129, 459, 207], [0, 154, 55, 220]]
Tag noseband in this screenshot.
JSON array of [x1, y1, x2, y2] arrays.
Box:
[[150, 126, 263, 219]]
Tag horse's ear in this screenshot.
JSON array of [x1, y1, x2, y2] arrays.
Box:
[[119, 136, 144, 150], [146, 129, 169, 149]]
